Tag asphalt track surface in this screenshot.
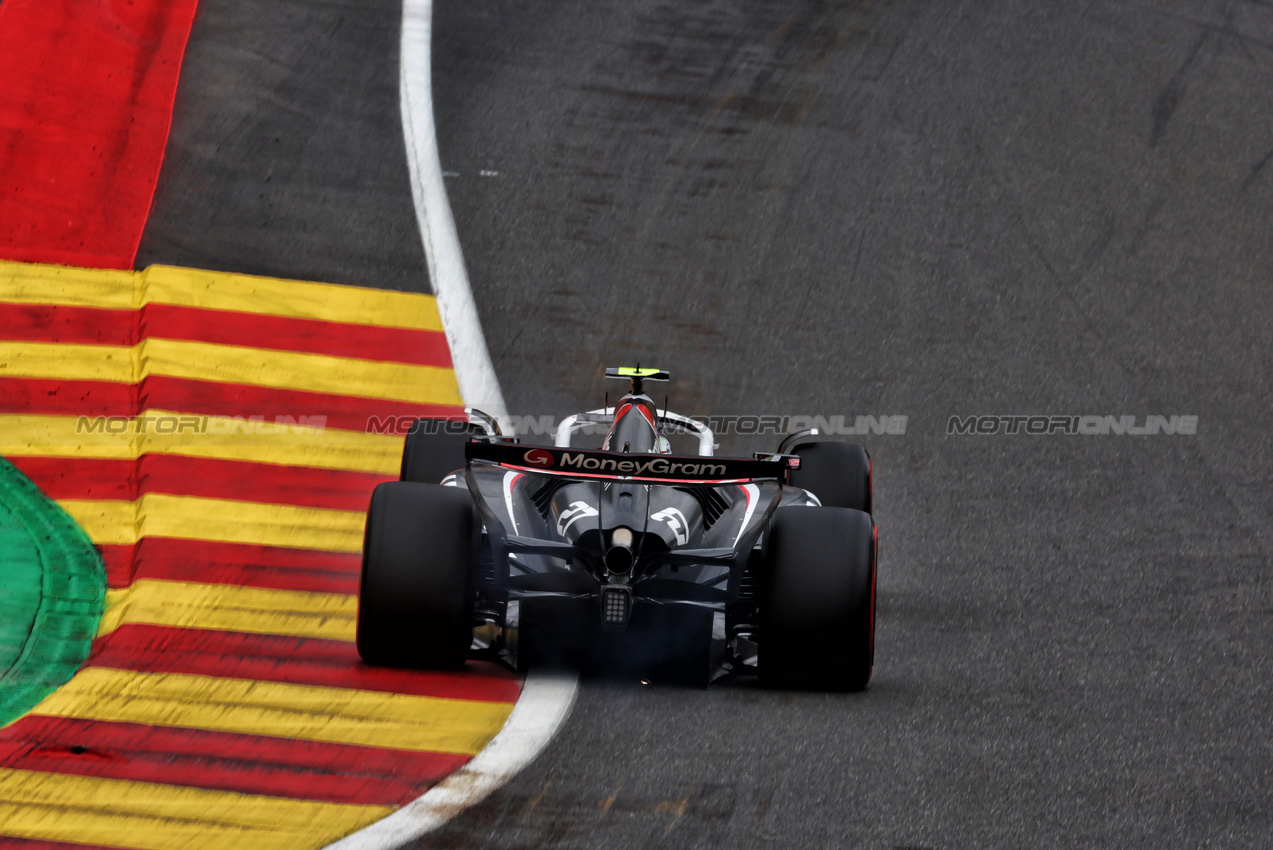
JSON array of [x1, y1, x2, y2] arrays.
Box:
[[143, 1, 1273, 847], [138, 0, 428, 291]]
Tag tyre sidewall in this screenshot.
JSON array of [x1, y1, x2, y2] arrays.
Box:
[[760, 505, 876, 690], [789, 440, 871, 513], [357, 481, 476, 667], [400, 419, 484, 483]]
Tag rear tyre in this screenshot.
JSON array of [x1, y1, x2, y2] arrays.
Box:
[[759, 506, 876, 691], [400, 419, 484, 484], [357, 482, 475, 668], [788, 440, 871, 513]]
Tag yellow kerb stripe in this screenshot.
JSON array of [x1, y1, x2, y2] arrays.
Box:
[[98, 579, 357, 641], [32, 668, 514, 756], [0, 263, 137, 309], [0, 341, 136, 382], [58, 495, 367, 552], [0, 412, 402, 474], [0, 260, 445, 332], [147, 265, 446, 331], [0, 768, 392, 850], [0, 338, 463, 405]]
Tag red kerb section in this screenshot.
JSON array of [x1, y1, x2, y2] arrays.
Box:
[[0, 838, 118, 850], [88, 627, 521, 703], [0, 0, 200, 269], [93, 538, 364, 592], [0, 716, 468, 806], [0, 302, 455, 367], [14, 455, 391, 511], [0, 374, 462, 432]]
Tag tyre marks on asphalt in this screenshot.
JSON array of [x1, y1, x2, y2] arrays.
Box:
[[135, 0, 429, 293], [400, 0, 508, 418], [0, 260, 520, 849]]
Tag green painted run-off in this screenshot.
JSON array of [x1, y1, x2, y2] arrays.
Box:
[[0, 456, 105, 726]]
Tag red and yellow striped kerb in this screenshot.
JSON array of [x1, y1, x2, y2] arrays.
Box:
[[0, 260, 520, 849]]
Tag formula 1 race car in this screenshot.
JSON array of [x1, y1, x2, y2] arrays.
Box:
[[356, 367, 877, 690]]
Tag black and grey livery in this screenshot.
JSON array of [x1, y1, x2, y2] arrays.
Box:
[[356, 367, 879, 690]]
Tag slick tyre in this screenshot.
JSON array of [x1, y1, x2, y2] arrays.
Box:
[[356, 482, 475, 668], [760, 506, 876, 691], [400, 418, 484, 484], [788, 440, 871, 513]]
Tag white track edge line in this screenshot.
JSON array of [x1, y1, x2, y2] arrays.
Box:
[[323, 3, 578, 847], [323, 672, 578, 849], [400, 0, 508, 424]]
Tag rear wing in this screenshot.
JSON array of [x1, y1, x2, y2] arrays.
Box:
[[465, 441, 797, 484]]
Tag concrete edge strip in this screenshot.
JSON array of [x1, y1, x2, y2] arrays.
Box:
[[323, 672, 578, 849], [399, 0, 509, 424], [359, 0, 580, 843]]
